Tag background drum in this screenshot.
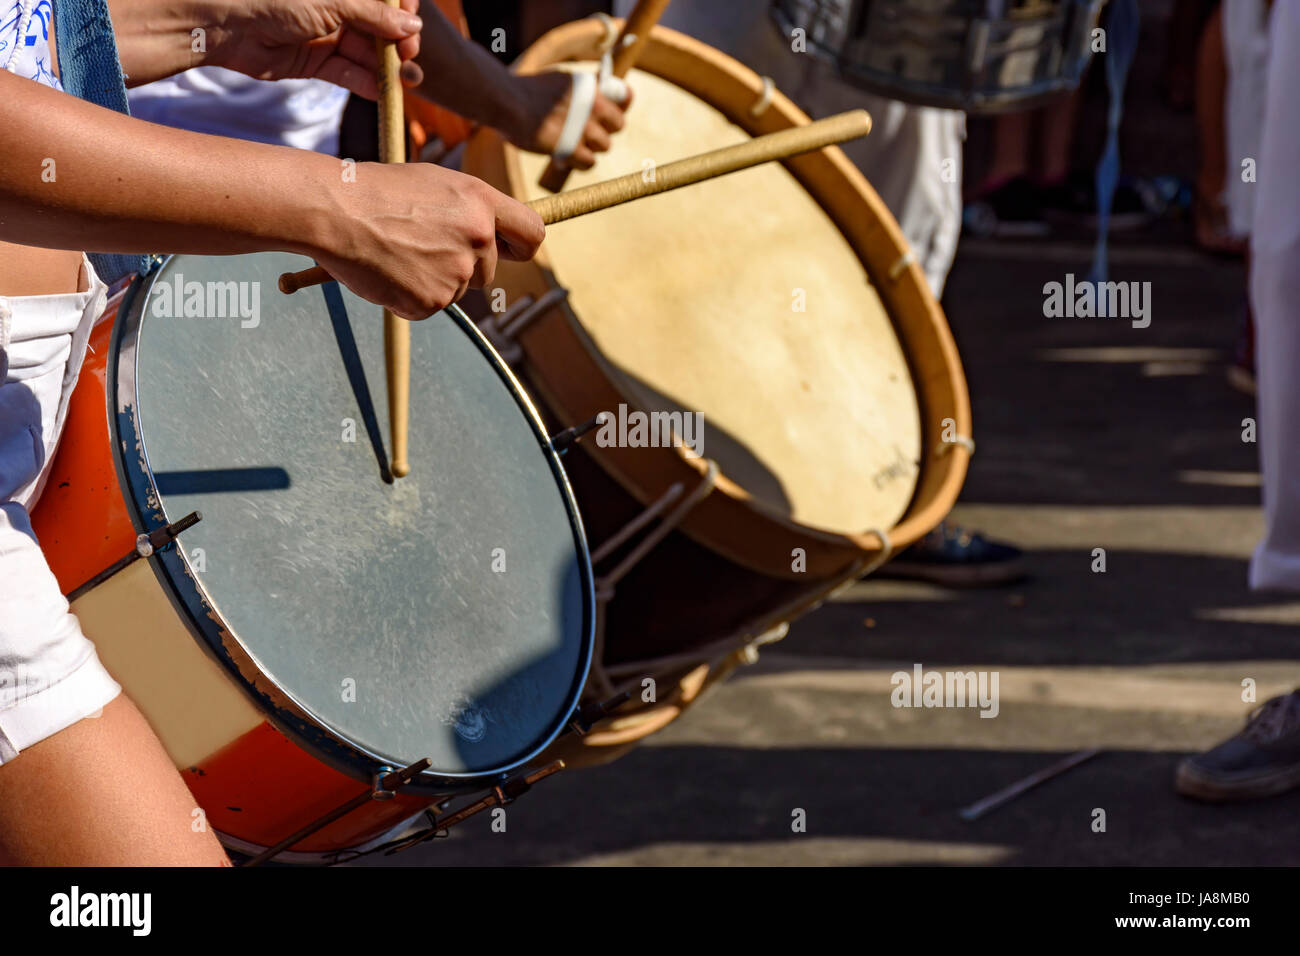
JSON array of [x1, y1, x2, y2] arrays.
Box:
[[771, 0, 1106, 113], [30, 252, 595, 861], [462, 20, 971, 764]]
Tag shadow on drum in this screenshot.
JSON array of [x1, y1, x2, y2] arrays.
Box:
[[449, 557, 591, 772], [154, 467, 291, 495], [607, 367, 795, 520], [322, 282, 394, 484]]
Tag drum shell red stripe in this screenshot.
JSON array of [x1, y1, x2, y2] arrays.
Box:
[[31, 302, 136, 596], [185, 723, 432, 853]]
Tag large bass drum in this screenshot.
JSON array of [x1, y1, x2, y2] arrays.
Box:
[[463, 20, 970, 764], [30, 252, 595, 861]]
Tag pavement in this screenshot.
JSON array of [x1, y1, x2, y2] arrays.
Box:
[[359, 2, 1298, 867]]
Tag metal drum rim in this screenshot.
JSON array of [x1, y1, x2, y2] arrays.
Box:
[[768, 0, 1101, 115], [108, 254, 597, 795]]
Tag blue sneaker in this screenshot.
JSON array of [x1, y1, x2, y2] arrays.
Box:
[[877, 521, 1027, 588]]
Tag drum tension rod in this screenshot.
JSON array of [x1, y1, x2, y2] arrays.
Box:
[[549, 414, 603, 456], [241, 757, 434, 867], [380, 761, 566, 857], [568, 691, 633, 736], [66, 511, 203, 602]]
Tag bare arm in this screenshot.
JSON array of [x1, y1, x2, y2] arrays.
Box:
[[412, 0, 629, 168], [0, 72, 543, 318], [106, 0, 424, 95]]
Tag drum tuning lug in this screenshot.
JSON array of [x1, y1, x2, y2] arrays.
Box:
[[241, 757, 432, 866], [371, 767, 398, 801], [66, 511, 204, 602], [379, 761, 566, 857], [570, 690, 632, 735], [136, 510, 203, 557], [550, 414, 603, 456]]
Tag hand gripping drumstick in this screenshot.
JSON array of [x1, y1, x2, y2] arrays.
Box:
[[377, 0, 412, 478], [537, 0, 673, 193], [278, 108, 872, 295]]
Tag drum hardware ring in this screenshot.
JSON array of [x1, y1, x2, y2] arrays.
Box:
[[888, 249, 917, 280], [549, 413, 603, 455], [65, 510, 202, 603], [936, 434, 976, 457], [366, 760, 568, 858], [568, 690, 634, 736], [749, 76, 775, 117], [859, 526, 893, 574], [241, 757, 433, 867]]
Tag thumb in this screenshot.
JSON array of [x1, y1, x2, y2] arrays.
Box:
[[335, 0, 423, 40]]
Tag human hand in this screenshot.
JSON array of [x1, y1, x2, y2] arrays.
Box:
[[204, 0, 425, 98], [503, 71, 633, 169], [312, 163, 544, 319]]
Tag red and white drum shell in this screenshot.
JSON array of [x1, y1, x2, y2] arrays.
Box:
[[31, 254, 596, 861]]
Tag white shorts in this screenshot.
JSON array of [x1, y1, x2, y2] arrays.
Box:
[[0, 258, 123, 763]]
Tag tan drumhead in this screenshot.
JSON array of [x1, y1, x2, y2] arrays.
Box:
[[517, 66, 922, 535]]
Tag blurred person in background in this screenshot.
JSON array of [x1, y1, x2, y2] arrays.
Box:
[[1176, 0, 1300, 804]]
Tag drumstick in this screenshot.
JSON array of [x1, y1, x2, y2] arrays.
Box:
[[278, 109, 871, 295], [377, 0, 411, 479], [538, 0, 672, 193]]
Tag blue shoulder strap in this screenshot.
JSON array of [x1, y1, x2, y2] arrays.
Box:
[[1086, 0, 1140, 296], [53, 0, 150, 284]]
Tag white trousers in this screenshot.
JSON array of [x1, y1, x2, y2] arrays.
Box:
[[0, 260, 122, 762], [1223, 0, 1269, 238], [1249, 0, 1300, 591]]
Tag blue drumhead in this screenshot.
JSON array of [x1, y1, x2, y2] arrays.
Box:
[[118, 253, 593, 785]]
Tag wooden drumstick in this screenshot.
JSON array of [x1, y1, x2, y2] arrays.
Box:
[[277, 109, 872, 295], [537, 0, 672, 193], [377, 0, 411, 479]]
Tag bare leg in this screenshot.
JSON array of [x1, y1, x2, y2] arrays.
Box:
[[1195, 5, 1227, 203], [1193, 4, 1242, 252], [0, 695, 229, 866], [983, 110, 1033, 188], [1037, 86, 1084, 185]]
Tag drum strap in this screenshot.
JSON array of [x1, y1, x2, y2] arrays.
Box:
[[53, 0, 151, 285], [552, 46, 631, 164], [1086, 0, 1140, 293]]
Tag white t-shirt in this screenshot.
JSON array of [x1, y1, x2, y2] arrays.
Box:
[[128, 66, 350, 154]]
